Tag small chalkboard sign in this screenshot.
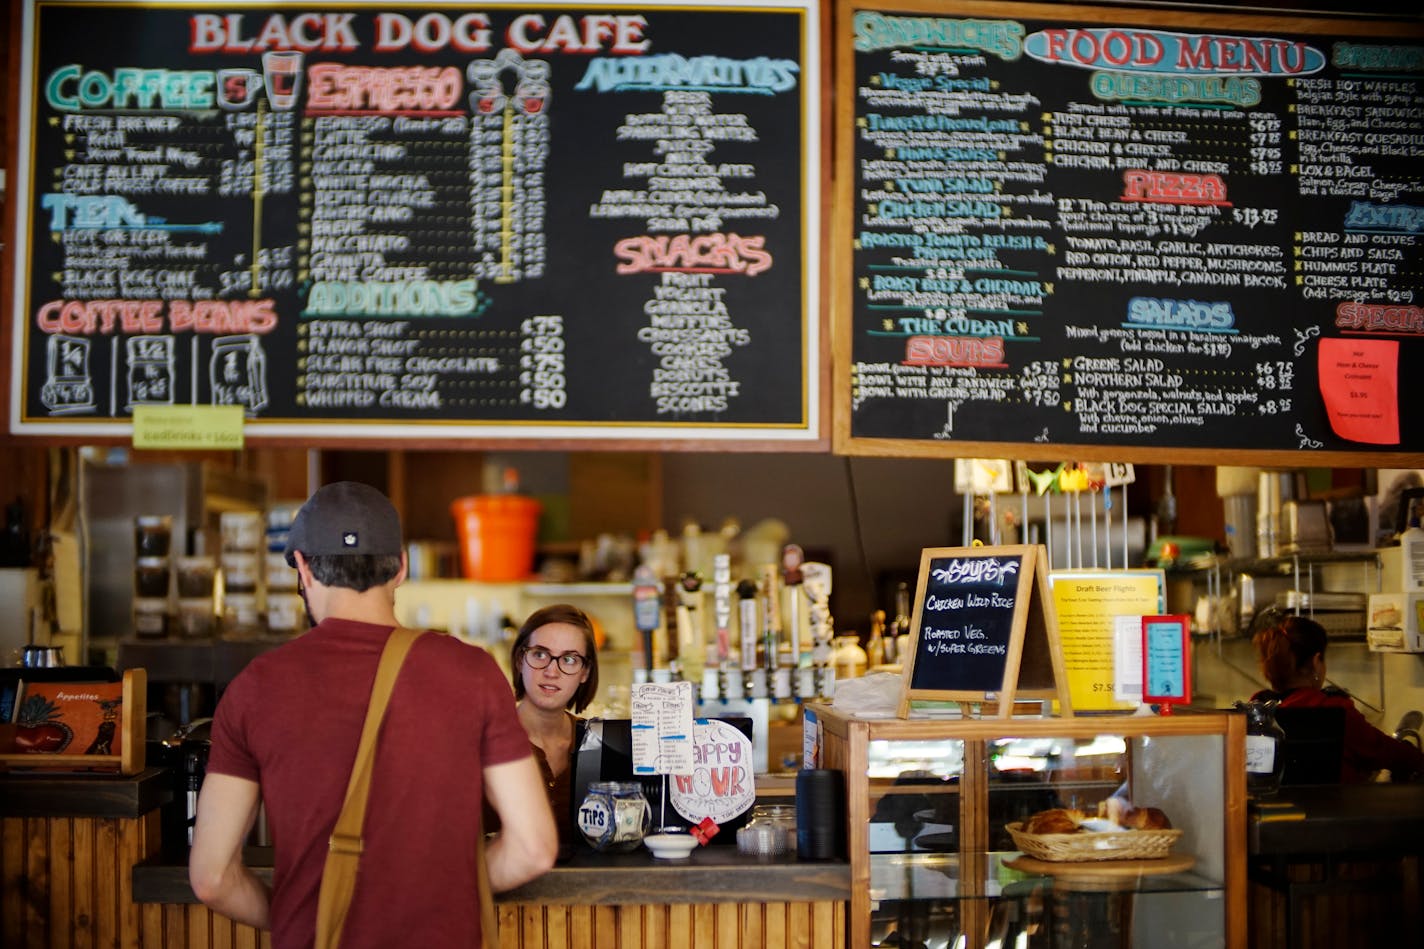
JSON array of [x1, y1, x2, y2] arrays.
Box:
[[898, 545, 1070, 719]]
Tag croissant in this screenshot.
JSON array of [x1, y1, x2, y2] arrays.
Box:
[[1123, 806, 1171, 830], [1024, 808, 1086, 835]]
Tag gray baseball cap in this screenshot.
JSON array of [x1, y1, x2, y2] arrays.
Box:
[[284, 481, 403, 566]]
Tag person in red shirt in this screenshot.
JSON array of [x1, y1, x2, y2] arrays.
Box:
[[188, 482, 557, 947], [1251, 613, 1423, 783]]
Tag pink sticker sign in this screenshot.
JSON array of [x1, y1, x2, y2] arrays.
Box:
[[1318, 338, 1400, 445]]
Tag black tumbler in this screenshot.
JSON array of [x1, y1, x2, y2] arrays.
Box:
[[795, 768, 845, 860]]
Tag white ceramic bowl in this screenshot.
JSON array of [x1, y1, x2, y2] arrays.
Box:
[[644, 832, 698, 859]]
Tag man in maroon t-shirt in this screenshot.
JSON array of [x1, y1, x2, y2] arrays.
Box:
[[189, 482, 556, 948]]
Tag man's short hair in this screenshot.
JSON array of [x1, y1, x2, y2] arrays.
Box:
[[304, 553, 403, 593]]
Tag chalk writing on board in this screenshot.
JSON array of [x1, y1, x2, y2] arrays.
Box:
[[931, 557, 1019, 586], [11, 1, 818, 441], [842, 4, 1424, 456], [910, 552, 1024, 692]]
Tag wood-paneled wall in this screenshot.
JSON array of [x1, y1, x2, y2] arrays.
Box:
[[123, 899, 842, 949], [136, 904, 270, 949], [1248, 855, 1423, 949], [2, 812, 158, 948], [494, 899, 845, 949]]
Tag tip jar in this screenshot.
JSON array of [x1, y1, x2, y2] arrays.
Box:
[[577, 781, 650, 853]]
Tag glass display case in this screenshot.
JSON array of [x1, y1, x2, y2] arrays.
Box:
[[809, 707, 1246, 949]]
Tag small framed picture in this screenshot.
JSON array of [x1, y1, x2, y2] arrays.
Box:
[[1141, 615, 1191, 709]]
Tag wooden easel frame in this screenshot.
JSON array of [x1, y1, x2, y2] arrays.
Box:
[[898, 545, 1071, 718], [0, 668, 146, 774]]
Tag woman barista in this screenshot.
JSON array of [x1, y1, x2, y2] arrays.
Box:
[[491, 604, 600, 850], [1252, 613, 1423, 782]]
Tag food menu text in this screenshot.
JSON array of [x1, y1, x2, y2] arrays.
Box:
[[842, 2, 1424, 459]]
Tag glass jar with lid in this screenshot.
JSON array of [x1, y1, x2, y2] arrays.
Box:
[[577, 781, 651, 852], [832, 635, 868, 680], [736, 804, 797, 858], [1237, 700, 1286, 797]]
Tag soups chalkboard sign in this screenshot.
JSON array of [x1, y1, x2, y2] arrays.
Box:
[[898, 545, 1070, 718]]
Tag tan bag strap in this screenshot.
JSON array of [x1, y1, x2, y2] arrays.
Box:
[[314, 626, 423, 949]]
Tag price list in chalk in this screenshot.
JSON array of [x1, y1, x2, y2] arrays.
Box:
[[12, 2, 816, 438], [844, 9, 1424, 454]]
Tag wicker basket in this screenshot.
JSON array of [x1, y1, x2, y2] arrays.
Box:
[[1006, 822, 1183, 862]]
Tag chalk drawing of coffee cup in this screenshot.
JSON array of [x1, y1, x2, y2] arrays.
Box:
[[211, 335, 269, 414], [261, 51, 303, 110], [474, 82, 505, 114], [217, 68, 263, 110], [515, 78, 550, 115], [467, 61, 504, 115], [40, 335, 95, 414]]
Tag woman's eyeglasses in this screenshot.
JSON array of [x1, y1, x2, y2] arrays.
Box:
[[522, 646, 587, 674]]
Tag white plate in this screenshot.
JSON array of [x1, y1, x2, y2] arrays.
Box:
[[644, 832, 698, 859]]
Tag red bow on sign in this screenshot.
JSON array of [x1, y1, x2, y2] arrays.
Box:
[[690, 817, 719, 845]]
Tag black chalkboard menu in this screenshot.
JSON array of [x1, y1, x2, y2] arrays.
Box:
[[6, 0, 820, 444], [836, 0, 1424, 464], [898, 544, 1068, 716]]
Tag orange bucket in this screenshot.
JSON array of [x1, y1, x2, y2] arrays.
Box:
[[450, 495, 542, 581]]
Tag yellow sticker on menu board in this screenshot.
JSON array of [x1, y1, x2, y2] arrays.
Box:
[[132, 405, 245, 450]]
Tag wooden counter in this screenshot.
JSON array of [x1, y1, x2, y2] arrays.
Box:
[[1, 769, 170, 948], [132, 845, 850, 948], [1248, 783, 1424, 949], [5, 769, 847, 948]]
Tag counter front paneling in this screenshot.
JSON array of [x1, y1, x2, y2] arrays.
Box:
[[133, 845, 850, 949], [1, 770, 168, 948], [1248, 783, 1424, 949]]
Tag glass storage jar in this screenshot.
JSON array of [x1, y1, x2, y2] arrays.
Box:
[[832, 635, 868, 680], [1238, 700, 1286, 797], [577, 781, 651, 853], [737, 804, 797, 858]]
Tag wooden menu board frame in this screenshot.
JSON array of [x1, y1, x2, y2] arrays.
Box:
[[897, 544, 1071, 718], [3, 0, 826, 451], [832, 0, 1424, 466]]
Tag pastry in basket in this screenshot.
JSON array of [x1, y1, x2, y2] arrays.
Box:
[[1012, 801, 1183, 862], [1023, 807, 1087, 835], [1096, 796, 1172, 830]]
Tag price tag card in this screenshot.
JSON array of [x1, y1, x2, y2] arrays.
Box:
[[1142, 615, 1192, 710], [631, 680, 694, 775], [1113, 614, 1144, 705]]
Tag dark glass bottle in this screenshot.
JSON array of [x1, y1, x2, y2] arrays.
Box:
[[1, 500, 31, 568], [1238, 701, 1286, 797], [891, 581, 912, 661]]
